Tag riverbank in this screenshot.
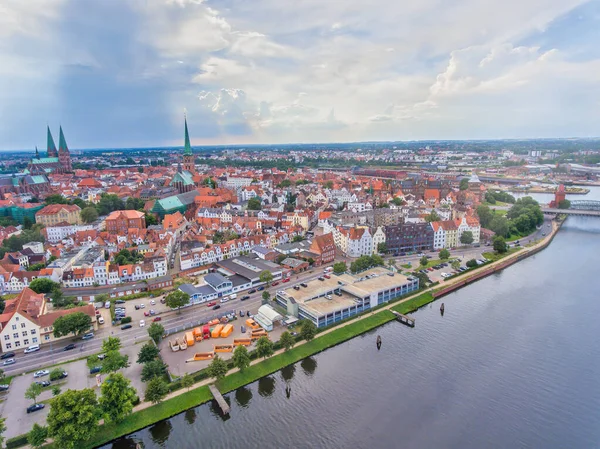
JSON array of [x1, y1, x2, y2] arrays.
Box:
[[508, 186, 589, 194], [29, 220, 563, 449]]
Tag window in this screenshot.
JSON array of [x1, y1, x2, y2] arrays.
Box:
[[3, 335, 9, 341], [5, 343, 11, 349], [22, 331, 27, 337], [13, 333, 18, 339], [30, 329, 36, 335], [44, 335, 50, 341], [14, 341, 20, 347], [11, 325, 16, 331], [23, 339, 29, 345], [32, 337, 38, 343], [21, 323, 26, 329]]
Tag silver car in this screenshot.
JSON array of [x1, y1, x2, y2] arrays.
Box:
[[33, 370, 49, 378]]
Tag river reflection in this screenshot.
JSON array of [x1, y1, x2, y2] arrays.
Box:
[[257, 375, 276, 397], [234, 385, 252, 408], [184, 408, 197, 425], [148, 420, 171, 446], [300, 356, 317, 376], [280, 363, 296, 382]]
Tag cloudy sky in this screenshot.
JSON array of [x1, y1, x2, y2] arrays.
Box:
[[1, 0, 599, 150]]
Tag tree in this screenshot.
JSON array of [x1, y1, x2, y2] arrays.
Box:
[[49, 368, 65, 381], [53, 312, 92, 337], [420, 256, 429, 267], [165, 290, 190, 314], [292, 235, 305, 243], [256, 336, 274, 359], [262, 291, 271, 303], [300, 320, 317, 341], [489, 215, 509, 237], [27, 262, 46, 271], [391, 197, 404, 206], [451, 260, 461, 270], [137, 343, 160, 364], [466, 259, 478, 268], [101, 351, 129, 373], [324, 181, 334, 189], [145, 213, 158, 226], [247, 197, 262, 210], [333, 262, 347, 274], [96, 193, 125, 215], [259, 270, 274, 285], [413, 271, 430, 287], [377, 242, 387, 253], [45, 194, 68, 205], [0, 297, 4, 314], [145, 377, 169, 404], [28, 423, 48, 448], [0, 416, 5, 449], [207, 355, 229, 380], [141, 359, 167, 382], [493, 235, 508, 253], [425, 210, 441, 222], [80, 206, 98, 223], [558, 199, 571, 209], [232, 345, 251, 372], [23, 216, 33, 230], [25, 382, 43, 404], [279, 331, 295, 351], [459, 178, 469, 190], [47, 389, 99, 449], [439, 248, 450, 260], [148, 322, 165, 344], [51, 386, 61, 396], [460, 231, 474, 245], [29, 278, 60, 294], [99, 373, 137, 424], [181, 373, 194, 391], [102, 336, 122, 353], [476, 205, 494, 228]]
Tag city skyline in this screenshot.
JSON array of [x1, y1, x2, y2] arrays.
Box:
[[1, 0, 599, 150]]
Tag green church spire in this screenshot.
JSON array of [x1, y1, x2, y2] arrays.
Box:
[[35, 146, 39, 159], [58, 126, 69, 153], [184, 115, 192, 156], [47, 126, 57, 157]]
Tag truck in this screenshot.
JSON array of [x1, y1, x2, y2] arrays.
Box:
[[193, 327, 203, 342], [211, 324, 224, 338], [245, 318, 261, 330], [203, 325, 211, 340], [220, 324, 233, 338], [178, 337, 187, 350], [185, 331, 195, 347], [169, 340, 180, 352]]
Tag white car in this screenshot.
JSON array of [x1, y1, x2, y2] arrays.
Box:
[[139, 304, 145, 309], [98, 316, 105, 324], [139, 320, 146, 327], [150, 300, 156, 305], [33, 370, 49, 378]]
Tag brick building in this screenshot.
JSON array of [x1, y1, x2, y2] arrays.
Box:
[[384, 222, 434, 254], [105, 210, 146, 234]]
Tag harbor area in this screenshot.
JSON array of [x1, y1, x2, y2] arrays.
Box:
[[159, 309, 288, 376]]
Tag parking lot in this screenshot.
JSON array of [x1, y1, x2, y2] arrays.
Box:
[[112, 295, 171, 327], [408, 252, 488, 283]]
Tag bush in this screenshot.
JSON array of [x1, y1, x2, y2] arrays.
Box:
[[120, 316, 132, 324], [466, 259, 478, 268], [6, 434, 29, 449]]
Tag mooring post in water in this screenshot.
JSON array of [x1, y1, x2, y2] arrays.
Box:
[[440, 303, 445, 315], [286, 385, 291, 399], [376, 335, 382, 350]]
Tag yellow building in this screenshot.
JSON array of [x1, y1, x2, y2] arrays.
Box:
[[35, 204, 82, 226]]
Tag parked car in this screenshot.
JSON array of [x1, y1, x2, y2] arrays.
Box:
[[0, 384, 9, 391], [139, 320, 146, 327], [246, 310, 251, 317], [150, 300, 156, 305], [139, 304, 145, 309], [0, 352, 15, 360], [81, 332, 94, 340], [239, 310, 245, 317], [241, 295, 250, 301], [36, 380, 50, 387], [121, 324, 132, 330], [153, 316, 162, 322], [318, 277, 325, 281], [271, 282, 279, 287], [27, 404, 45, 414], [323, 274, 331, 279], [257, 286, 265, 291], [34, 370, 49, 378], [144, 311, 150, 317], [134, 305, 141, 310], [98, 316, 105, 324], [206, 302, 216, 307], [97, 354, 106, 360], [115, 300, 126, 304], [63, 344, 76, 351], [282, 278, 290, 283], [90, 366, 102, 374], [160, 298, 166, 304], [248, 289, 256, 294], [2, 359, 15, 366], [300, 283, 308, 288], [149, 310, 156, 315], [53, 371, 68, 380], [24, 345, 40, 354], [212, 304, 221, 310]]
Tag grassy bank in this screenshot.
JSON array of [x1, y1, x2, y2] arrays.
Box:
[[482, 247, 521, 262], [391, 292, 435, 314]]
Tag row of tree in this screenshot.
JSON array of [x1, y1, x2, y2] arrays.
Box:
[[477, 197, 543, 238], [350, 255, 384, 273]]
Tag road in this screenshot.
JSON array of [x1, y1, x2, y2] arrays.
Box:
[[2, 267, 329, 376]]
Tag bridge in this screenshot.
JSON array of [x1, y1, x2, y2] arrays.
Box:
[[542, 200, 600, 217]]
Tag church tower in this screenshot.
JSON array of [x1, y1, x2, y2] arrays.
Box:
[[183, 116, 195, 174], [58, 126, 72, 172], [47, 126, 58, 157]]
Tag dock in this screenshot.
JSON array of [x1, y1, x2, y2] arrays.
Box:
[[391, 310, 415, 327], [209, 384, 230, 415]]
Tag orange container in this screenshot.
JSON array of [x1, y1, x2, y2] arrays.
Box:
[[211, 324, 224, 338], [233, 338, 252, 346], [220, 324, 233, 338], [185, 331, 195, 347], [214, 344, 234, 353]]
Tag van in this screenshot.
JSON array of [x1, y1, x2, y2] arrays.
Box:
[[229, 294, 237, 300], [24, 344, 40, 354], [220, 297, 230, 303], [104, 301, 111, 309]]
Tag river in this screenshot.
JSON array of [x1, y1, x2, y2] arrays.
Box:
[[103, 216, 600, 449], [512, 184, 600, 204]]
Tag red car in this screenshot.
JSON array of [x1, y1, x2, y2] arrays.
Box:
[[282, 278, 290, 283], [153, 317, 162, 322], [271, 282, 279, 287], [207, 302, 216, 307], [144, 311, 150, 317], [323, 274, 331, 279]]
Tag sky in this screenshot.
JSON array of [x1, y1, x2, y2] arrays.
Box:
[[1, 0, 599, 150]]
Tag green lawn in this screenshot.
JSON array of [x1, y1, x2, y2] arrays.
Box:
[[482, 247, 522, 262], [391, 292, 435, 315], [414, 258, 444, 270]]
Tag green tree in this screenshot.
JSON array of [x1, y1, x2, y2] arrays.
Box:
[[165, 290, 190, 314], [144, 377, 169, 404], [247, 197, 262, 210], [45, 194, 68, 205], [256, 336, 274, 359], [47, 389, 99, 449], [466, 259, 478, 268], [181, 373, 194, 391], [413, 271, 430, 287], [101, 351, 129, 373], [232, 345, 251, 372], [493, 235, 508, 253], [439, 248, 450, 260], [333, 262, 347, 274], [80, 206, 98, 223], [424, 210, 441, 222], [277, 179, 292, 188], [137, 343, 160, 364], [96, 194, 125, 215], [49, 368, 65, 381], [102, 336, 122, 353], [29, 278, 60, 294], [558, 199, 571, 209], [489, 215, 509, 237], [459, 178, 469, 190], [0, 416, 5, 448], [279, 331, 295, 351], [53, 312, 92, 337], [25, 382, 43, 405], [420, 256, 428, 267], [323, 181, 334, 189], [141, 359, 167, 382], [476, 205, 494, 228], [377, 242, 387, 253], [28, 423, 48, 448], [451, 260, 461, 270], [460, 231, 474, 245], [391, 197, 404, 206], [292, 235, 305, 243], [300, 320, 317, 341], [145, 213, 158, 226], [99, 373, 137, 424], [262, 291, 271, 304], [23, 216, 33, 230], [207, 355, 229, 380], [148, 322, 165, 344], [51, 386, 61, 397], [0, 297, 5, 314], [259, 270, 274, 285], [27, 262, 46, 272]]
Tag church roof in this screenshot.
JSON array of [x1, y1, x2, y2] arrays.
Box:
[[183, 117, 192, 156], [170, 170, 194, 186], [30, 157, 59, 164], [58, 126, 69, 153], [47, 126, 57, 156]]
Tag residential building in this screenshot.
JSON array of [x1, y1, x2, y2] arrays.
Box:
[[309, 233, 336, 265], [384, 222, 434, 254], [105, 210, 146, 234], [35, 204, 82, 226]]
